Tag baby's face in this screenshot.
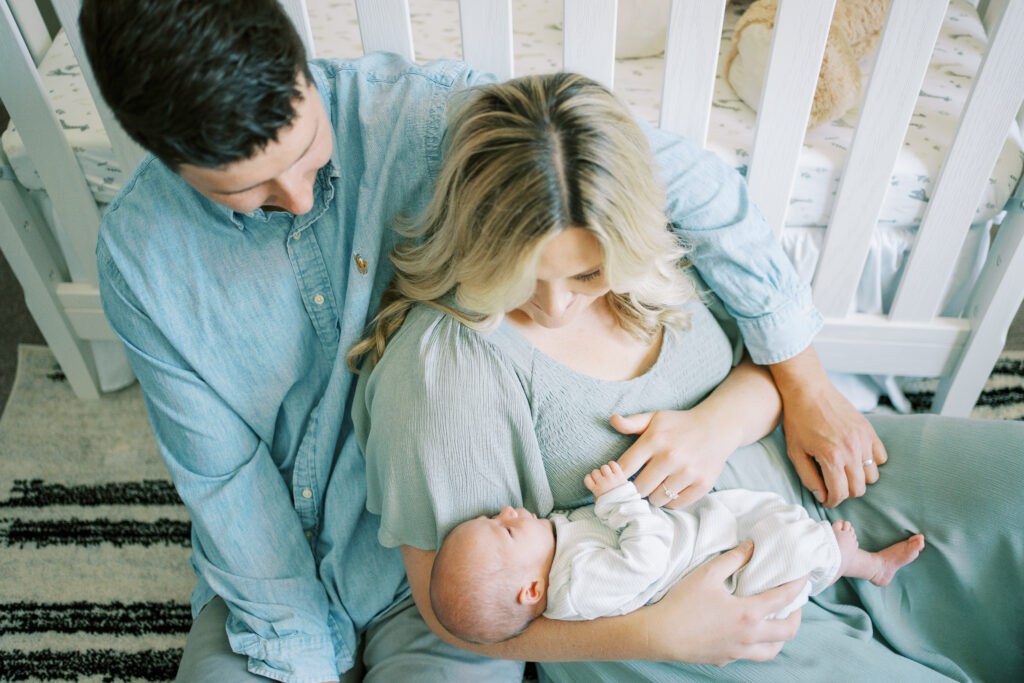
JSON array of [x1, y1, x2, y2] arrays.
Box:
[[471, 506, 555, 572]]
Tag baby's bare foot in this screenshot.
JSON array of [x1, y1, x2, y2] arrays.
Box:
[[584, 462, 627, 498], [833, 520, 925, 587], [868, 533, 925, 586]]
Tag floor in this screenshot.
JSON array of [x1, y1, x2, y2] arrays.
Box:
[[1, 249, 1023, 411]]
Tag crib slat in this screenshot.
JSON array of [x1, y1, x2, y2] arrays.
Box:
[[0, 168, 101, 398], [659, 0, 726, 146], [889, 0, 1024, 322], [0, 1, 100, 285], [811, 0, 947, 317], [355, 0, 415, 62], [932, 193, 1024, 415], [278, 0, 317, 58], [563, 0, 617, 89], [50, 0, 146, 183], [459, 0, 514, 82], [7, 0, 51, 65], [745, 0, 836, 237]]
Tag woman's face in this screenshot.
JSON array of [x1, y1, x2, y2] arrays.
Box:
[[513, 226, 610, 328]]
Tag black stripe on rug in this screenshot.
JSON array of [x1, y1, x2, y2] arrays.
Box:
[[993, 356, 1024, 375], [0, 518, 190, 548], [0, 602, 191, 636], [0, 649, 181, 682], [901, 386, 1024, 413], [0, 480, 182, 508]]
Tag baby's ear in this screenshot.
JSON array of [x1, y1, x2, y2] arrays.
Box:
[[517, 580, 544, 606]]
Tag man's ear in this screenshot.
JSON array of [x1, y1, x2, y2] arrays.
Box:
[[517, 580, 545, 606]]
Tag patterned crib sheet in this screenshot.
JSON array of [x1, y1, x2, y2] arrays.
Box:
[[3, 0, 1020, 231], [306, 0, 1022, 230]]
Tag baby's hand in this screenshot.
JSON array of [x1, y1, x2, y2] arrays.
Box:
[[584, 461, 628, 499]]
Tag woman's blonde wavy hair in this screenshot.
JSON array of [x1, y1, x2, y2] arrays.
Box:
[[347, 72, 698, 371]]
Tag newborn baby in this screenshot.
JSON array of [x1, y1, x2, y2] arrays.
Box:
[[430, 461, 925, 644]]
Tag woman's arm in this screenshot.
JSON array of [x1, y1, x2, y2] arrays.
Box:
[[403, 542, 806, 666], [615, 353, 781, 508]]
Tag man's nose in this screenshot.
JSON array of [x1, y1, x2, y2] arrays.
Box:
[[271, 170, 315, 215]]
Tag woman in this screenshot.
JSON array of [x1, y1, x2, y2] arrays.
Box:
[[350, 73, 1023, 680]]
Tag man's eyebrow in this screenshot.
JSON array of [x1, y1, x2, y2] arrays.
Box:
[[219, 117, 319, 195]]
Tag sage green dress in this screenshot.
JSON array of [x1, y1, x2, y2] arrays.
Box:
[[353, 296, 1024, 682]]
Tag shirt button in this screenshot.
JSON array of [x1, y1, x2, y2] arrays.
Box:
[[302, 488, 313, 499], [313, 294, 325, 305], [291, 232, 301, 241], [305, 530, 313, 539]]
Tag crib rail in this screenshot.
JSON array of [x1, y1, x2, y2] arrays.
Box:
[[2, 0, 1023, 413]]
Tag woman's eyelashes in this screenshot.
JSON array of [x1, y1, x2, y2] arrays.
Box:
[[575, 269, 602, 283]]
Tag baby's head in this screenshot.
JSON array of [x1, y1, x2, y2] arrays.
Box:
[[430, 506, 556, 644]]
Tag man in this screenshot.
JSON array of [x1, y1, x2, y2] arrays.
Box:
[[79, 1, 883, 680]]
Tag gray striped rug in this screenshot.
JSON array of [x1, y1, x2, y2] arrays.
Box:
[[1, 344, 1022, 682]]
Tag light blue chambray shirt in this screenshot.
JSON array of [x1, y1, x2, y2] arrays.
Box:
[[95, 53, 821, 682]]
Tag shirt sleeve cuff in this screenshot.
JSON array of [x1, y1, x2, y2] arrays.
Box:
[[230, 630, 340, 683], [735, 286, 824, 366]]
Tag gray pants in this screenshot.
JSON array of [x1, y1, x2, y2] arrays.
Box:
[[175, 596, 524, 682]]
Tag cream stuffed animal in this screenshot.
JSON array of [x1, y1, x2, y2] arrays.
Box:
[[725, 0, 889, 128]]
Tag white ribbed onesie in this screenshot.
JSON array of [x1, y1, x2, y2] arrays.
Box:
[[543, 481, 840, 621]]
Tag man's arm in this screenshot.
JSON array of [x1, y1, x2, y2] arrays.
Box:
[[641, 121, 885, 506], [98, 245, 339, 683]]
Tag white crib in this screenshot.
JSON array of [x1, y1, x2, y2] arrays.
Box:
[[1, 0, 1022, 415]]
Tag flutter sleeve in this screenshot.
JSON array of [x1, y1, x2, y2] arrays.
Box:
[[353, 305, 551, 551]]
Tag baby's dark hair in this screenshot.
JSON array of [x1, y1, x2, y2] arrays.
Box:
[[79, 0, 313, 169], [430, 522, 540, 644]]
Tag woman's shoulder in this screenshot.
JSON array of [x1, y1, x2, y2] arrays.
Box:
[[365, 303, 523, 404]]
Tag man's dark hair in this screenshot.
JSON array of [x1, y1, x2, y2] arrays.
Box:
[[79, 0, 314, 169]]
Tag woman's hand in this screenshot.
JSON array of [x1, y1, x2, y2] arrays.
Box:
[[614, 355, 783, 509], [769, 347, 888, 508], [641, 541, 806, 665], [612, 408, 737, 508]]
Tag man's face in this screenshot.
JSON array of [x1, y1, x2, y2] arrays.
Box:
[[178, 78, 333, 215]]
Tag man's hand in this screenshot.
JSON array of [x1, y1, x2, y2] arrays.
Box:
[[770, 347, 888, 508], [642, 541, 806, 666]]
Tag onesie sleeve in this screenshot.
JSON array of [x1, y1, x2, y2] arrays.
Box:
[[353, 306, 551, 551]]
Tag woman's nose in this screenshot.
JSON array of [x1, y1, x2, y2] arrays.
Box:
[[533, 283, 573, 316]]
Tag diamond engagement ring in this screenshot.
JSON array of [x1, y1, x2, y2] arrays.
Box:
[[862, 458, 875, 467], [662, 484, 678, 500]]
